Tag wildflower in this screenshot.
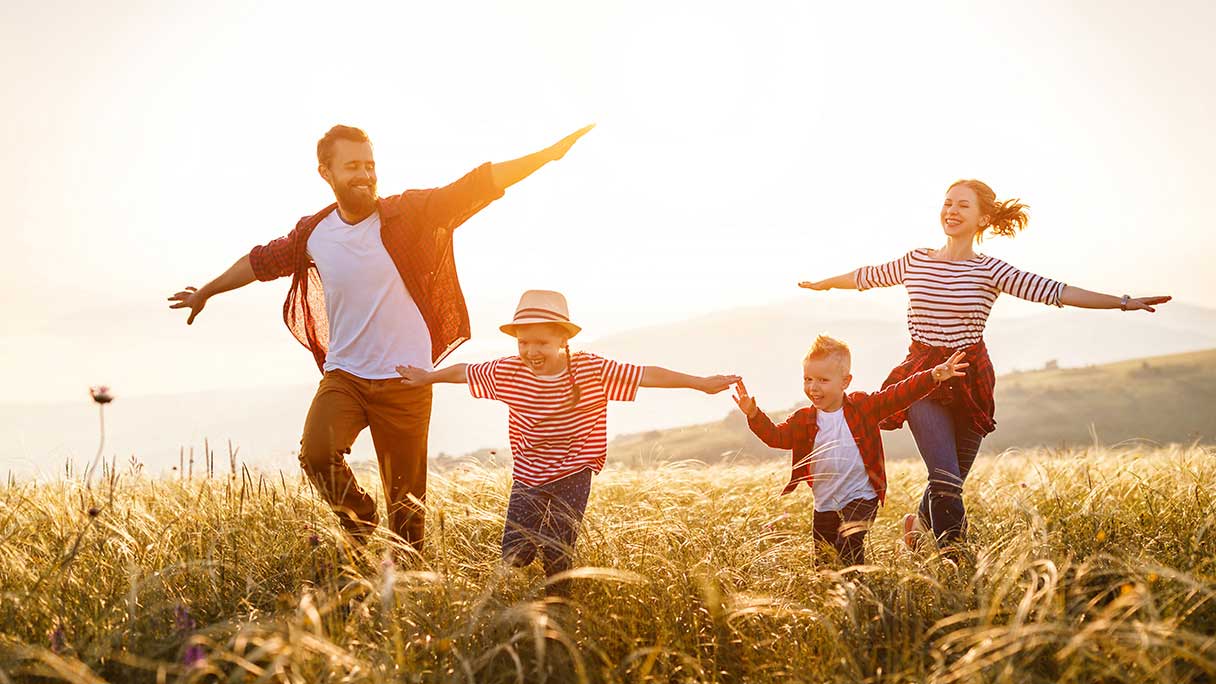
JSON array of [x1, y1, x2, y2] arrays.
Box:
[[49, 624, 66, 653], [89, 386, 114, 404], [174, 604, 196, 634], [182, 644, 206, 668], [1095, 530, 1107, 542], [308, 532, 320, 547]]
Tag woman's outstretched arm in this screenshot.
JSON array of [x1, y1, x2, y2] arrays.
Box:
[[1060, 287, 1171, 312], [798, 270, 859, 291]]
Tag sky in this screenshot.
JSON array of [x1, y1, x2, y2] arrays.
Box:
[[1, 0, 1213, 407]]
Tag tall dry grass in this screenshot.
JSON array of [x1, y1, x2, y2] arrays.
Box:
[[1, 444, 1214, 683]]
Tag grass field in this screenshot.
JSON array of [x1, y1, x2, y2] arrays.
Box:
[[2, 444, 1214, 683]]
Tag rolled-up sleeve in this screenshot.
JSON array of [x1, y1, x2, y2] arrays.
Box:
[[418, 162, 506, 233], [248, 229, 300, 282]]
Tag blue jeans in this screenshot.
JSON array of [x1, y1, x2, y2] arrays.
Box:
[[907, 398, 984, 546], [502, 468, 593, 596]]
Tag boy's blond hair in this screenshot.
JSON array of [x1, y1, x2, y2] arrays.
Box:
[[803, 335, 852, 375]]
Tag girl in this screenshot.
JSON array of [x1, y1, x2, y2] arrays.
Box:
[[397, 290, 739, 595], [799, 179, 1171, 551]]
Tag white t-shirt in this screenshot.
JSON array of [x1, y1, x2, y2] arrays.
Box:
[[306, 209, 433, 379], [810, 407, 878, 512]]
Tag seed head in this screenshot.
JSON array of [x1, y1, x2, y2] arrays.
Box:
[[89, 386, 114, 404]]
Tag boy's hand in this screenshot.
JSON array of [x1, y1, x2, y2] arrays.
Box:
[[931, 351, 969, 383], [698, 374, 741, 394], [396, 365, 433, 387], [732, 381, 759, 418]]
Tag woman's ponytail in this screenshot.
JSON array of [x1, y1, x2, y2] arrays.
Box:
[[949, 179, 1029, 242]]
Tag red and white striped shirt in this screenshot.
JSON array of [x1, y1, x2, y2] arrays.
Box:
[[857, 248, 1066, 349], [467, 353, 644, 487]]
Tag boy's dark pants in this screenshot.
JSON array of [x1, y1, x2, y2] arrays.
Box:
[[812, 497, 879, 566], [502, 468, 593, 596]]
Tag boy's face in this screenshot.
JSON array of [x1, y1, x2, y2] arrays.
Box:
[[803, 356, 851, 412]]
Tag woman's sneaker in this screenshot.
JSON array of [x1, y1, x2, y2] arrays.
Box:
[[902, 513, 930, 551]]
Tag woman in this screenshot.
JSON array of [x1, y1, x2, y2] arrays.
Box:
[[799, 179, 1170, 551]]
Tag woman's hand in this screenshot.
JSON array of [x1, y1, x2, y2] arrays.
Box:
[[1125, 295, 1172, 312], [798, 280, 831, 291], [697, 374, 741, 394], [931, 351, 969, 383]]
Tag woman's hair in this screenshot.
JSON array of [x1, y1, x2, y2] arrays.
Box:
[[948, 179, 1029, 242]]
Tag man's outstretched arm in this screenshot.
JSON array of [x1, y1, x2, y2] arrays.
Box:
[[167, 255, 256, 325], [490, 124, 594, 190]]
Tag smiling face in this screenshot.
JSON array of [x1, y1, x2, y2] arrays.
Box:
[[514, 323, 571, 376], [319, 138, 378, 220], [940, 184, 989, 241], [803, 355, 852, 412]]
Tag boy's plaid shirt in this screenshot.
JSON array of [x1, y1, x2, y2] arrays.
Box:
[[247, 163, 504, 372], [746, 369, 938, 502]]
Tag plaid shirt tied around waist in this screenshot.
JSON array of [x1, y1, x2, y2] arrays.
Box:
[[247, 163, 504, 372], [877, 339, 997, 437], [746, 369, 938, 502]]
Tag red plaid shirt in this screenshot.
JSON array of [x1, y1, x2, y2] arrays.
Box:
[[248, 163, 504, 372], [746, 369, 938, 501], [877, 339, 997, 437]]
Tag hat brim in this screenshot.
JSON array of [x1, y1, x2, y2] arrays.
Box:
[[500, 318, 582, 339]]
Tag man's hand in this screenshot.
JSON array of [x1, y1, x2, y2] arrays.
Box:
[[546, 124, 595, 162], [732, 381, 758, 418], [931, 351, 969, 383], [696, 374, 742, 395], [168, 286, 209, 325], [396, 365, 434, 388]]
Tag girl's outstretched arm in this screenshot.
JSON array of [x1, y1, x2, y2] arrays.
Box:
[[1060, 286, 1171, 312], [396, 363, 469, 387], [640, 367, 739, 394], [798, 270, 859, 291]]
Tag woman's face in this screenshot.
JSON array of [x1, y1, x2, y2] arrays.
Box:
[[515, 324, 570, 375], [940, 185, 988, 240]]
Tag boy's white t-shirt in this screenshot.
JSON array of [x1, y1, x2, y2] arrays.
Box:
[[810, 407, 879, 512], [306, 209, 434, 378]]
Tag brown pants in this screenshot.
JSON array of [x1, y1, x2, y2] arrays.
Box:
[[298, 369, 433, 551]]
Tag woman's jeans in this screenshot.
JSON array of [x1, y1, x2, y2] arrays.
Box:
[[906, 398, 984, 546]]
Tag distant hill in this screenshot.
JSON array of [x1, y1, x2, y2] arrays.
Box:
[[4, 298, 1213, 478], [598, 348, 1216, 468]]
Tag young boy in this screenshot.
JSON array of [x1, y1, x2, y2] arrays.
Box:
[[733, 335, 967, 565], [398, 290, 740, 595]]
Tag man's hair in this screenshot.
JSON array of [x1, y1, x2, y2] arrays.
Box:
[[803, 334, 851, 375], [317, 125, 371, 167]]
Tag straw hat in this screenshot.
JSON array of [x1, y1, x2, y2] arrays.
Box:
[[499, 290, 582, 338]]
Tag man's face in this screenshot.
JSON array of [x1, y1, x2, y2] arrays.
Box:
[[319, 139, 377, 218]]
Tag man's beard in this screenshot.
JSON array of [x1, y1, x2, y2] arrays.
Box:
[[334, 181, 378, 218]]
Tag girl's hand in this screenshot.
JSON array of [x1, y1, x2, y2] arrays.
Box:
[[931, 351, 969, 383], [395, 365, 432, 387], [732, 381, 758, 418], [798, 280, 830, 291], [1126, 295, 1171, 312], [698, 374, 741, 394]]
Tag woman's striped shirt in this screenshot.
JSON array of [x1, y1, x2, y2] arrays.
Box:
[[856, 248, 1066, 349], [467, 353, 644, 487]]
